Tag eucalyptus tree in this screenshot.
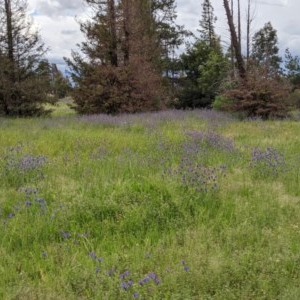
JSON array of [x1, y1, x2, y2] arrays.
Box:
[[251, 22, 282, 76], [220, 1, 290, 119], [246, 0, 255, 65], [223, 0, 246, 79]]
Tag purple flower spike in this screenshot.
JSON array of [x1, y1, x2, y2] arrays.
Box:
[[121, 282, 128, 291], [139, 276, 150, 286], [107, 268, 115, 277], [25, 201, 32, 207], [120, 270, 130, 279], [61, 231, 71, 239], [184, 265, 190, 272], [88, 252, 97, 259], [127, 280, 134, 287], [8, 212, 14, 219], [149, 272, 157, 280], [154, 279, 161, 285]]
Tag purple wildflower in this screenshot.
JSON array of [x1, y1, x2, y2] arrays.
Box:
[[120, 280, 134, 291], [61, 231, 71, 239], [89, 252, 97, 259], [250, 147, 286, 177], [184, 265, 190, 272], [120, 270, 130, 280], [25, 201, 32, 207], [23, 187, 38, 195], [35, 197, 46, 206], [139, 276, 150, 286], [107, 268, 116, 277], [149, 272, 161, 285], [127, 280, 133, 287], [148, 272, 157, 280], [121, 282, 128, 291], [181, 259, 190, 271]]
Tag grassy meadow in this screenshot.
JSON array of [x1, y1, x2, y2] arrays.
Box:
[[1, 103, 300, 299]]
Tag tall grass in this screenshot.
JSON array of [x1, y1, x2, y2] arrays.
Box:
[[0, 109, 300, 299]]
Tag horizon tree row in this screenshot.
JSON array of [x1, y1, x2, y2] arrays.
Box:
[[1, 0, 300, 117], [219, 0, 300, 118], [0, 0, 50, 116], [65, 0, 188, 114], [0, 0, 71, 116], [65, 0, 300, 117]]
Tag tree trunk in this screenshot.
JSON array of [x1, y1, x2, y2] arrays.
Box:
[[4, 0, 15, 82], [207, 1, 213, 47], [123, 0, 130, 64], [108, 0, 118, 66], [237, 0, 241, 54], [246, 0, 253, 67], [230, 0, 235, 78], [223, 0, 246, 79]]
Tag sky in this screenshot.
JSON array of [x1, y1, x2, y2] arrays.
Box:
[[27, 0, 300, 72]]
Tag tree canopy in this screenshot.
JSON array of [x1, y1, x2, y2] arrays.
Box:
[[0, 0, 51, 116], [0, 0, 299, 119], [65, 0, 187, 114]]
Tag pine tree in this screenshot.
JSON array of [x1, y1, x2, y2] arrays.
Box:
[[49, 64, 71, 99], [153, 0, 189, 77], [65, 0, 186, 114], [0, 0, 50, 116], [176, 0, 228, 109], [179, 40, 228, 108], [199, 0, 217, 48]]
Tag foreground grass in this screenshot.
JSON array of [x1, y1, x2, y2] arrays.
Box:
[[0, 109, 300, 299]]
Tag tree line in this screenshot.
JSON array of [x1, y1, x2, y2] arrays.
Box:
[[0, 0, 71, 116], [1, 0, 300, 118]]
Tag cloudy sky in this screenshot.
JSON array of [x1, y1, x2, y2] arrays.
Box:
[[27, 0, 300, 72]]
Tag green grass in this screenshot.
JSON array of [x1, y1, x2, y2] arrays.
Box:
[[1, 108, 300, 299]]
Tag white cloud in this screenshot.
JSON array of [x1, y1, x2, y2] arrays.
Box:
[[29, 0, 85, 17], [26, 0, 300, 70], [258, 0, 288, 6]]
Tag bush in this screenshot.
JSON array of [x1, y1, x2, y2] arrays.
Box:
[[287, 89, 300, 109], [212, 95, 232, 111], [70, 63, 165, 115], [0, 78, 52, 117], [219, 68, 292, 119]]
